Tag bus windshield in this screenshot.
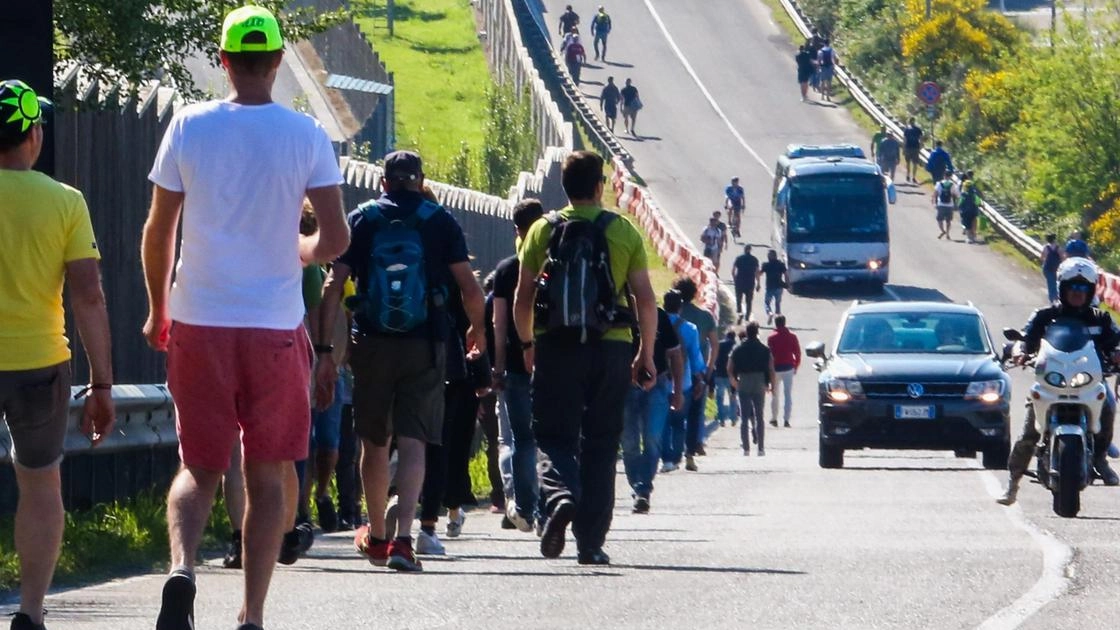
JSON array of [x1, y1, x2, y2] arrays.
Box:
[[788, 175, 887, 243]]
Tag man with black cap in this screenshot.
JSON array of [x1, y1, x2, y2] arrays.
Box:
[[143, 7, 349, 630], [0, 78, 116, 630], [317, 149, 486, 573]]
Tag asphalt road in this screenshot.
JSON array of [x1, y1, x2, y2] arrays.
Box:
[[18, 1, 1120, 628]]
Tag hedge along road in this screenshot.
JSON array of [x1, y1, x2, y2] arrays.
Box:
[[542, 0, 1120, 627]]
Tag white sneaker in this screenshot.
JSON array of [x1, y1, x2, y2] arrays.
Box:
[[505, 501, 534, 533], [660, 462, 678, 473], [384, 495, 399, 541], [445, 510, 465, 538], [416, 530, 446, 555]]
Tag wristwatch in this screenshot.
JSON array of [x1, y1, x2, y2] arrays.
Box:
[[520, 339, 534, 350]]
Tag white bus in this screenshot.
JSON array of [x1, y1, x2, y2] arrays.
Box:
[[772, 155, 897, 293]]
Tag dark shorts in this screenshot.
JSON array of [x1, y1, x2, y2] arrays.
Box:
[[604, 103, 618, 119], [904, 147, 921, 163], [0, 362, 72, 469], [819, 65, 834, 82], [350, 335, 446, 447], [961, 211, 978, 229], [936, 206, 953, 222], [797, 70, 812, 84]]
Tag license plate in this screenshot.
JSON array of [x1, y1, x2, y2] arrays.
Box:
[[894, 405, 935, 419], [831, 275, 847, 282]]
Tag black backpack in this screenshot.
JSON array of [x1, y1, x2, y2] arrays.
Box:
[[535, 211, 629, 343], [937, 181, 954, 205]]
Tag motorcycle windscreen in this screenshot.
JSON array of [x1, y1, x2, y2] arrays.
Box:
[[1043, 318, 1094, 353]]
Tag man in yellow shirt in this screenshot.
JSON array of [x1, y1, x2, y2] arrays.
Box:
[[0, 79, 115, 630], [514, 151, 657, 566]]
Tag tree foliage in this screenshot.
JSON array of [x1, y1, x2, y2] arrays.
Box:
[[899, 0, 1019, 83], [54, 0, 349, 98]]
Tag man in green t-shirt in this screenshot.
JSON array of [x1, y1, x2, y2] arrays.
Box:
[[514, 151, 657, 566]]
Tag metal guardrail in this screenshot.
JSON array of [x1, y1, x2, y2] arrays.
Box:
[[775, 0, 1044, 259], [0, 385, 177, 464]]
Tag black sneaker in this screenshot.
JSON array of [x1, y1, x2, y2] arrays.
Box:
[[316, 496, 338, 533], [155, 570, 195, 630], [9, 613, 46, 630], [500, 515, 517, 529], [278, 528, 302, 565], [577, 548, 610, 566], [540, 499, 575, 559], [296, 521, 315, 553], [632, 496, 650, 514], [236, 624, 264, 630], [222, 530, 242, 569]]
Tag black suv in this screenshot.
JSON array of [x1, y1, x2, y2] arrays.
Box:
[[806, 302, 1012, 469]]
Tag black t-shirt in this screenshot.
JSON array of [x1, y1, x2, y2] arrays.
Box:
[[559, 10, 580, 33], [337, 190, 470, 339], [632, 308, 680, 376], [761, 259, 787, 290], [491, 254, 528, 375], [714, 337, 735, 378], [903, 125, 923, 149], [601, 84, 620, 108], [795, 51, 815, 74], [621, 85, 639, 107], [733, 254, 759, 288], [729, 338, 772, 380]]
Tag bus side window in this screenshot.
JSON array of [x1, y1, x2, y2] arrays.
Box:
[[776, 178, 790, 212]]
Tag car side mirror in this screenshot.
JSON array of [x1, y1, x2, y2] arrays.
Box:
[[1002, 328, 1024, 342], [805, 341, 826, 359]]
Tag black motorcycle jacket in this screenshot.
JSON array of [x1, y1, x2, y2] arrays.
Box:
[[1022, 303, 1120, 358]]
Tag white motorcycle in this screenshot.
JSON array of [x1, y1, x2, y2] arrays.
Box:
[[1004, 318, 1109, 517]]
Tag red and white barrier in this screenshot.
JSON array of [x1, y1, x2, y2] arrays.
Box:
[[611, 157, 722, 319], [1098, 272, 1120, 313]]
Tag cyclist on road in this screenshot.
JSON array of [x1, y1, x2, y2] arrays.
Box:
[[724, 177, 744, 240]]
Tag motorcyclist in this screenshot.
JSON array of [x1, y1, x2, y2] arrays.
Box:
[[998, 257, 1120, 505]]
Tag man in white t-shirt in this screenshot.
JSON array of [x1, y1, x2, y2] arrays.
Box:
[[142, 7, 349, 630], [933, 174, 958, 240], [701, 216, 725, 270]]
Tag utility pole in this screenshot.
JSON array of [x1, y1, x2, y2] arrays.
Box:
[[387, 0, 395, 36], [926, 0, 932, 19], [0, 0, 53, 175]]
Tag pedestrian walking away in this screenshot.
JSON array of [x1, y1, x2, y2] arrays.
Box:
[[876, 132, 901, 182], [711, 330, 741, 427], [728, 322, 776, 456], [925, 141, 954, 184], [143, 8, 350, 629], [558, 4, 580, 36], [758, 250, 788, 324], [732, 245, 759, 320], [600, 77, 621, 133], [514, 150, 658, 566], [0, 78, 116, 630], [620, 78, 641, 136], [724, 177, 745, 240], [1041, 233, 1060, 303], [902, 118, 923, 183], [491, 199, 546, 532], [317, 150, 486, 574], [766, 315, 801, 428], [591, 6, 612, 61], [673, 277, 718, 458], [933, 174, 957, 240], [794, 45, 815, 102], [622, 306, 683, 513], [957, 176, 981, 245], [660, 290, 707, 474], [816, 39, 837, 102], [1063, 230, 1091, 260]]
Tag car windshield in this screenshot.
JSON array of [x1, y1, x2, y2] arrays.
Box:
[[788, 175, 887, 243], [837, 312, 991, 354]]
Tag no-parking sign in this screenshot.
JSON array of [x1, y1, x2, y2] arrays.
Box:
[[917, 81, 941, 105]]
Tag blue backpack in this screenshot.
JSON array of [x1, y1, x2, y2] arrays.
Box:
[[346, 199, 442, 334]]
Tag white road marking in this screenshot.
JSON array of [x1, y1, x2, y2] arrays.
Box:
[[641, 0, 771, 173], [975, 469, 1073, 630]]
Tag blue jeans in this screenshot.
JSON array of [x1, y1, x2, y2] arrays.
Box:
[[310, 374, 345, 451], [661, 393, 692, 464], [497, 372, 537, 519], [714, 376, 739, 423], [622, 378, 672, 498], [764, 287, 784, 316], [685, 385, 706, 455], [1043, 269, 1058, 303]]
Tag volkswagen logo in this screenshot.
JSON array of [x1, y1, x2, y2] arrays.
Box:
[[907, 383, 924, 399]]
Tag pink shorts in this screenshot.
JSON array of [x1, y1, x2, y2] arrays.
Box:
[[167, 322, 312, 472]]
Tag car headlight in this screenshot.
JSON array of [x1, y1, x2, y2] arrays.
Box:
[[788, 256, 812, 270], [867, 256, 889, 270], [1044, 372, 1066, 388], [827, 378, 863, 402], [1069, 372, 1094, 388], [966, 380, 1005, 403]]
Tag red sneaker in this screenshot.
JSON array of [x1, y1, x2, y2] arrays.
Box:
[[387, 538, 424, 572], [355, 524, 389, 567]]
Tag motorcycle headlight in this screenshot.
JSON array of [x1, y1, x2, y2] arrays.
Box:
[[965, 380, 1005, 403], [1044, 372, 1066, 388], [827, 378, 863, 403], [1069, 371, 1094, 388]]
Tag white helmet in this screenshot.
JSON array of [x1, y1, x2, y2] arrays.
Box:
[[1056, 256, 1097, 305]]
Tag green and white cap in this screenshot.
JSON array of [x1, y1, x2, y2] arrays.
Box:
[[221, 5, 284, 53], [0, 80, 50, 141]]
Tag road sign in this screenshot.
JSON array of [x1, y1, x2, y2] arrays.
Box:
[[926, 104, 937, 119], [917, 81, 941, 105]]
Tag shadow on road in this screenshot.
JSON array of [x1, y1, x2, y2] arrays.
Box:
[[612, 563, 806, 575], [841, 466, 979, 473], [604, 61, 635, 68]]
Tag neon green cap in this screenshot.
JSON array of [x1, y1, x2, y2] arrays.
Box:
[[0, 80, 50, 140], [221, 5, 284, 53]]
